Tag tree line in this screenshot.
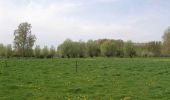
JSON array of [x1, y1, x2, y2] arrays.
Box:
[[0, 22, 170, 58], [57, 39, 162, 58]]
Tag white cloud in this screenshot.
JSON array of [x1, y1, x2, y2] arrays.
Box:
[[0, 0, 82, 46], [0, 0, 169, 47]]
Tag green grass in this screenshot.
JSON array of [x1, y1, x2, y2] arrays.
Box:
[[0, 58, 170, 100]]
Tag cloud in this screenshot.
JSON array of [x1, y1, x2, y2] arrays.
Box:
[[0, 0, 170, 46], [0, 0, 82, 46]]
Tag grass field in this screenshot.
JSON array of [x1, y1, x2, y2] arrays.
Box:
[[0, 58, 170, 100]]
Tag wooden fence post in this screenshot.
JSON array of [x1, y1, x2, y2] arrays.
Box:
[[76, 60, 78, 72]]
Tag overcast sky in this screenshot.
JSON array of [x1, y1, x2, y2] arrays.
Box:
[[0, 0, 170, 47]]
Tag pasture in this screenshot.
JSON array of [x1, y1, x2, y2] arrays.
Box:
[[0, 58, 170, 100]]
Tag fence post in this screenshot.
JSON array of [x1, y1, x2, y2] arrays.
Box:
[[5, 60, 7, 67], [76, 60, 78, 72]]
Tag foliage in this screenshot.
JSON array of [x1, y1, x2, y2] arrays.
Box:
[[162, 27, 170, 55], [13, 22, 36, 57], [115, 40, 124, 57], [0, 44, 6, 57], [86, 40, 100, 57], [34, 45, 41, 58], [42, 46, 49, 58], [100, 40, 116, 57], [5, 44, 13, 58], [125, 41, 136, 57], [49, 45, 56, 58], [77, 41, 87, 58]]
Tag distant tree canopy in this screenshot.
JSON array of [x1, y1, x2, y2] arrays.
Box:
[[0, 23, 170, 58], [57, 39, 163, 58], [86, 40, 100, 57], [100, 40, 116, 57], [0, 44, 12, 58], [42, 46, 49, 58], [13, 22, 36, 57], [34, 45, 41, 58], [125, 41, 136, 58], [49, 46, 56, 58]]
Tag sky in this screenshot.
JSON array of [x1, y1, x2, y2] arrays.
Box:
[[0, 0, 170, 47]]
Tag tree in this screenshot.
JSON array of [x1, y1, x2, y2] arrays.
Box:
[[57, 39, 88, 58], [69, 42, 79, 58], [114, 40, 124, 57], [5, 44, 13, 58], [13, 22, 36, 57], [0, 44, 6, 57], [125, 41, 136, 58], [57, 39, 76, 58], [57, 39, 73, 58], [100, 40, 116, 57], [96, 39, 124, 57], [146, 41, 161, 56], [77, 41, 87, 58], [34, 45, 41, 58], [42, 46, 49, 58], [86, 40, 100, 57], [49, 45, 56, 58], [162, 27, 170, 56]]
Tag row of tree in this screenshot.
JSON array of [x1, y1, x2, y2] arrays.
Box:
[[0, 22, 170, 58], [0, 43, 56, 58], [57, 39, 163, 58], [0, 39, 164, 58]]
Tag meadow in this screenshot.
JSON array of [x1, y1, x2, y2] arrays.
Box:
[[0, 58, 170, 100]]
